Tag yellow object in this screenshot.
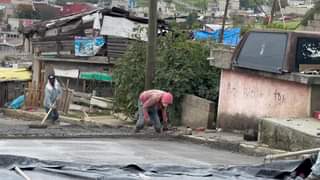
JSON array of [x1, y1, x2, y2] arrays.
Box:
[[0, 68, 32, 81]]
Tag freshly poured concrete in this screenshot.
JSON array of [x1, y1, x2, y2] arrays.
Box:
[[260, 118, 320, 151], [0, 139, 262, 167], [263, 118, 320, 137]]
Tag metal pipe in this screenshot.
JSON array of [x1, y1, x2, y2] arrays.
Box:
[[265, 148, 320, 161], [14, 166, 31, 180]]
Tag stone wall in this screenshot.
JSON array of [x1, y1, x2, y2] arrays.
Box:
[[208, 46, 234, 69], [181, 95, 216, 129]]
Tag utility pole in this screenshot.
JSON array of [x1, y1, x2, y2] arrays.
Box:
[[219, 0, 230, 43], [145, 0, 158, 90]]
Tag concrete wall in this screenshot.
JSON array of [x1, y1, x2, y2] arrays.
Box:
[[218, 70, 311, 131], [259, 118, 320, 151], [181, 95, 216, 129]]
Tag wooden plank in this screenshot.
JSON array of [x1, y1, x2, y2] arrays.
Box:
[[31, 82, 36, 107], [69, 103, 89, 112], [65, 89, 73, 113], [82, 80, 86, 92], [91, 96, 114, 103], [89, 90, 96, 113], [64, 89, 72, 113], [73, 91, 92, 99], [72, 96, 91, 105], [90, 97, 113, 109]]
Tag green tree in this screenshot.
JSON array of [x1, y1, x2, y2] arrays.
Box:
[[186, 12, 200, 29], [113, 29, 220, 124], [301, 1, 320, 26], [240, 0, 265, 9]]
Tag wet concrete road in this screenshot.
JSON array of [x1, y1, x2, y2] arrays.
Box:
[[0, 138, 262, 167]]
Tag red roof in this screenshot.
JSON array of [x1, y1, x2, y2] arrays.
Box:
[[0, 0, 11, 4], [61, 3, 96, 17]]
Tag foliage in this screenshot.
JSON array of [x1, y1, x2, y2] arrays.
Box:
[[240, 0, 265, 10], [240, 20, 300, 35], [301, 1, 320, 26], [137, 0, 207, 12], [240, 0, 287, 11], [113, 41, 146, 116], [262, 20, 300, 30], [185, 12, 201, 29], [113, 29, 220, 124], [15, 5, 40, 19], [240, 23, 255, 36]]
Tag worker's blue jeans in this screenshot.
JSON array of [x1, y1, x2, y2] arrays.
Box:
[[45, 107, 59, 122], [135, 100, 161, 132]]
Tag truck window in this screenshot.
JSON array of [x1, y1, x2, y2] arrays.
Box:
[[235, 32, 288, 73]]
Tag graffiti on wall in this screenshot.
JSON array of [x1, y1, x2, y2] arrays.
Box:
[[273, 89, 285, 104], [226, 82, 286, 105]]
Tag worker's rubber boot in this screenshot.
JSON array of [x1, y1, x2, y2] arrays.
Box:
[[155, 128, 161, 133], [134, 128, 141, 133]]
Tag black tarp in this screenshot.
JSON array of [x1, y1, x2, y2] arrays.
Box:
[[0, 155, 314, 180]]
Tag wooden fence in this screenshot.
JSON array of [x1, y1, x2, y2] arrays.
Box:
[[24, 82, 73, 114]]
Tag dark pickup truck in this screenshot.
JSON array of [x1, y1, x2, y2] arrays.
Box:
[[232, 30, 320, 74]]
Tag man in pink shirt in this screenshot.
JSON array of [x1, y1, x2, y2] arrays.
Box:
[[135, 89, 173, 133]]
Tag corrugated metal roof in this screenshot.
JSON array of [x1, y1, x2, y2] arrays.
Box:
[[0, 68, 31, 81], [61, 3, 96, 17]]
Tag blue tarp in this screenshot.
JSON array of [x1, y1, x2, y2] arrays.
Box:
[[9, 95, 25, 109], [194, 28, 241, 46]]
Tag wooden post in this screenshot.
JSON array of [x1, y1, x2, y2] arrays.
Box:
[[61, 79, 70, 113], [89, 90, 96, 113], [145, 0, 158, 90], [82, 80, 86, 92], [219, 0, 230, 43]]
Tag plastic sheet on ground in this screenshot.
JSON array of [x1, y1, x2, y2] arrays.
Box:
[[0, 155, 313, 180]]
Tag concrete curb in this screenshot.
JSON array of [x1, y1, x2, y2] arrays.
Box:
[[178, 135, 286, 157], [1, 108, 286, 157]]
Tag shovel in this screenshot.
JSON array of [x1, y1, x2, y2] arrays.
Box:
[[29, 101, 56, 129]]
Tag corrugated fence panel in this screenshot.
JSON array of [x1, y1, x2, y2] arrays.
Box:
[[32, 36, 135, 59], [107, 36, 132, 59]]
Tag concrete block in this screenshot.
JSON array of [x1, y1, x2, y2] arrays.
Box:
[[208, 48, 234, 69], [181, 95, 216, 129], [259, 118, 320, 151]]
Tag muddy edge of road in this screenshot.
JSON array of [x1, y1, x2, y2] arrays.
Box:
[[0, 110, 283, 157]]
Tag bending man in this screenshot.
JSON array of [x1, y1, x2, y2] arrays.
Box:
[[135, 90, 173, 133]]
